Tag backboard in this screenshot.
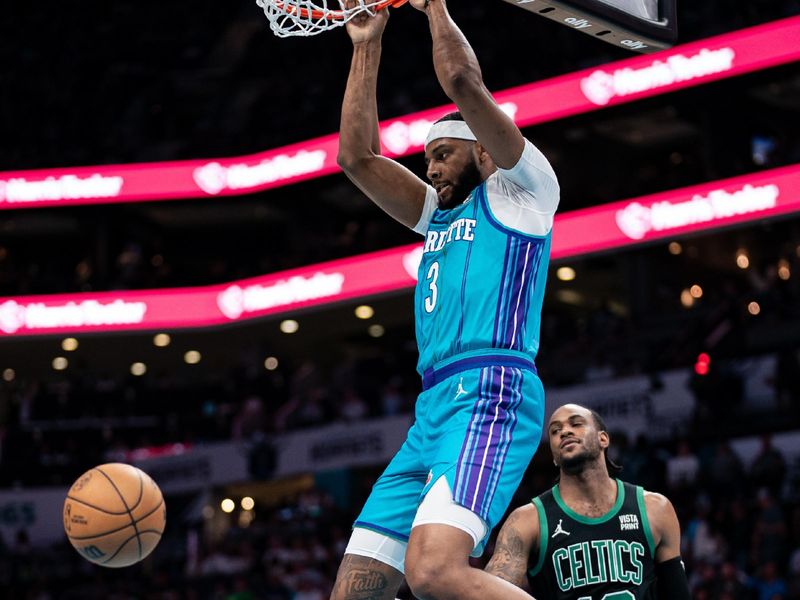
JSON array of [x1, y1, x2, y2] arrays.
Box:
[[503, 0, 678, 53]]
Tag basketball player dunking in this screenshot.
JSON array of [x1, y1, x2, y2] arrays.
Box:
[[486, 404, 691, 599], [331, 0, 559, 599]]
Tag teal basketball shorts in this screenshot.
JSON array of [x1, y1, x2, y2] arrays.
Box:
[[354, 349, 545, 556]]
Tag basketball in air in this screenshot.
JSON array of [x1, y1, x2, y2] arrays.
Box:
[[63, 463, 166, 568]]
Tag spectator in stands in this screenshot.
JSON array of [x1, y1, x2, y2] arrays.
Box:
[[667, 439, 701, 490], [749, 561, 788, 600], [339, 388, 367, 422], [685, 496, 727, 565], [750, 434, 787, 497], [708, 441, 745, 501], [714, 561, 748, 600], [751, 488, 788, 569], [726, 498, 754, 569]]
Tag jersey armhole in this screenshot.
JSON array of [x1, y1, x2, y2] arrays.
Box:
[[478, 182, 552, 242], [528, 497, 549, 577], [412, 186, 439, 236], [636, 486, 657, 559]]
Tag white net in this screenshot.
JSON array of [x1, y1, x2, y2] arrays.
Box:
[[256, 0, 396, 37]]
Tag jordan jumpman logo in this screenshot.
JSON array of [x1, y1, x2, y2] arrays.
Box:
[[552, 519, 571, 538]]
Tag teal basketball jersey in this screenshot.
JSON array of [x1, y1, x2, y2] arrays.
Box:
[[414, 178, 552, 375]]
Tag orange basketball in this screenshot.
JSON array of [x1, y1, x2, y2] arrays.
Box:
[[63, 463, 166, 568]]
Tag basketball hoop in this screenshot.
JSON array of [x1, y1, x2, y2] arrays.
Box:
[[256, 0, 408, 37]]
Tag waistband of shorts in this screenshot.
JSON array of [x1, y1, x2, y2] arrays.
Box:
[[422, 349, 537, 391]]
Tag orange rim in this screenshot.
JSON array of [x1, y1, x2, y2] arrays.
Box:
[[273, 0, 408, 21]]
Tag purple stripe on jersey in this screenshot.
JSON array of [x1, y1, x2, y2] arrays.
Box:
[[466, 366, 508, 513], [454, 366, 491, 504], [468, 366, 510, 513], [473, 366, 524, 517], [492, 237, 517, 347], [503, 241, 534, 348], [512, 242, 545, 351], [478, 367, 518, 513], [481, 368, 525, 515], [456, 363, 501, 507]]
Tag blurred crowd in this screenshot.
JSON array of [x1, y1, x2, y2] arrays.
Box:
[[1, 428, 799, 599], [2, 237, 800, 486], [0, 344, 420, 487]]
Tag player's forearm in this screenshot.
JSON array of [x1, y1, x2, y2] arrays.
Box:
[[338, 41, 382, 169], [485, 561, 528, 589], [424, 0, 484, 101]]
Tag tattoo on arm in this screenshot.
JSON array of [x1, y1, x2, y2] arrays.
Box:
[[486, 524, 528, 588]]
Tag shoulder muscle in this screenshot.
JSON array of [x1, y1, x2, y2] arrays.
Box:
[[644, 490, 681, 562]]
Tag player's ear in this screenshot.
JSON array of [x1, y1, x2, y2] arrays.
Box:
[[473, 142, 490, 164], [599, 430, 610, 450]]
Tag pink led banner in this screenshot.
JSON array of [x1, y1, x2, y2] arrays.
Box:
[[0, 245, 420, 337], [1, 164, 798, 337], [551, 163, 800, 257], [1, 17, 798, 210]]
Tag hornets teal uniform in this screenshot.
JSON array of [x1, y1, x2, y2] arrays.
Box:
[[355, 139, 559, 555]]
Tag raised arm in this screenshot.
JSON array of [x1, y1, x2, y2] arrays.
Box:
[[337, 5, 429, 229], [411, 0, 525, 169], [485, 504, 538, 589]]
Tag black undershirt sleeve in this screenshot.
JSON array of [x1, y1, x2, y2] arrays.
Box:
[[655, 556, 691, 600]]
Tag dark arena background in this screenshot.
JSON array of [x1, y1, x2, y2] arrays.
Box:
[[2, 1, 800, 598]]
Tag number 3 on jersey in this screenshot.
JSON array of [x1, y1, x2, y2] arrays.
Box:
[[578, 593, 634, 600], [424, 261, 439, 313]]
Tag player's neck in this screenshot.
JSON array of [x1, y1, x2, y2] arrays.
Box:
[[557, 466, 617, 517]]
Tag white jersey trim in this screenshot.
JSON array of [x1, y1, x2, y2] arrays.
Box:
[[411, 139, 559, 237], [413, 185, 440, 235]]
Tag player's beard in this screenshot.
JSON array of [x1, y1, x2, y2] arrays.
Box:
[[559, 437, 604, 476], [438, 158, 483, 210]]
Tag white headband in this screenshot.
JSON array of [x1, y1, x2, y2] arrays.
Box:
[[425, 120, 477, 146]]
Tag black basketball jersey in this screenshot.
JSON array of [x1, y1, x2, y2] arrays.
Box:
[[527, 480, 657, 600]]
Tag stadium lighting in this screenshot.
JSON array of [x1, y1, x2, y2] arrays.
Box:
[[153, 333, 171, 347], [184, 350, 202, 364], [280, 320, 299, 334], [694, 353, 711, 376], [557, 267, 577, 281], [61, 338, 79, 352], [52, 357, 68, 371], [736, 251, 750, 269], [680, 289, 694, 308], [668, 242, 682, 255], [368, 324, 385, 338], [2, 368, 14, 382], [1, 19, 797, 210], [264, 357, 279, 371], [131, 362, 147, 376], [778, 260, 790, 280], [690, 285, 703, 299], [220, 498, 235, 513], [241, 497, 255, 511], [355, 305, 374, 319], [748, 301, 761, 316]]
